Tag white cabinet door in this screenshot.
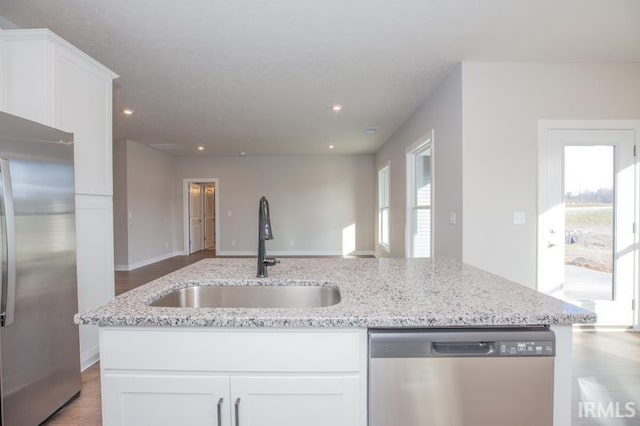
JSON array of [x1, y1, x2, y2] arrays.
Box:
[[0, 36, 52, 124], [231, 376, 362, 426], [1, 30, 117, 196], [102, 373, 230, 426], [53, 46, 115, 195]]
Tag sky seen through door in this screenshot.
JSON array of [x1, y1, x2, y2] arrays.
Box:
[[564, 146, 613, 195]]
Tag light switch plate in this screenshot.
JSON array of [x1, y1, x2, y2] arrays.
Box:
[[513, 211, 526, 225]]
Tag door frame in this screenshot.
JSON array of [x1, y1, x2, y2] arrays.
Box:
[[183, 178, 220, 255], [537, 120, 640, 329], [188, 182, 204, 254], [202, 183, 216, 250]]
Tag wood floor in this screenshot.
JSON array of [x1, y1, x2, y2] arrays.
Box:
[[115, 249, 216, 296], [44, 252, 640, 426], [572, 329, 640, 425]]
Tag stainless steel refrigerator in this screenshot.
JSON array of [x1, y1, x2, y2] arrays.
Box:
[[0, 111, 81, 425]]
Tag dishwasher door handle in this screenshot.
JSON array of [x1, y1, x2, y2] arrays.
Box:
[[431, 341, 495, 356]]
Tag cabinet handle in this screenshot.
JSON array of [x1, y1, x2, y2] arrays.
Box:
[[217, 398, 223, 426], [234, 398, 241, 426]]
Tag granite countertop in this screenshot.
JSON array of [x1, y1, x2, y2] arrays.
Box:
[[75, 257, 596, 327]]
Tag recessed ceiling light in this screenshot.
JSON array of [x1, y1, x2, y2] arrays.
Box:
[[328, 144, 335, 150], [240, 152, 247, 156], [365, 127, 377, 135], [197, 146, 204, 151], [331, 104, 343, 112], [123, 108, 134, 115]]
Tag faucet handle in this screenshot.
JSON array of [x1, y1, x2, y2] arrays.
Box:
[[263, 257, 279, 267]]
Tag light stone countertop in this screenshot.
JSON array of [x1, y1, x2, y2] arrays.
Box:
[[75, 257, 596, 327]]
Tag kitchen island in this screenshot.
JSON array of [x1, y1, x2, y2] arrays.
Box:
[[76, 258, 595, 426]]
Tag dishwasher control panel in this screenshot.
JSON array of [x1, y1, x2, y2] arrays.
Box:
[[369, 328, 556, 358], [498, 340, 554, 356]]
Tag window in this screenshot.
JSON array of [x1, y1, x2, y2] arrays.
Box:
[[378, 164, 390, 250], [406, 133, 432, 258]]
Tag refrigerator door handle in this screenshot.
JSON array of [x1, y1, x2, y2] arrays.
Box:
[[0, 157, 16, 327]]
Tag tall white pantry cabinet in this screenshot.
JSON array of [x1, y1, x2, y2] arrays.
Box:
[[0, 28, 118, 368]]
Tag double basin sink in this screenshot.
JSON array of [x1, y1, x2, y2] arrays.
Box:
[[150, 282, 341, 309]]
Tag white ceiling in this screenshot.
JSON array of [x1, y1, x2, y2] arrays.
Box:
[[1, 0, 639, 156]]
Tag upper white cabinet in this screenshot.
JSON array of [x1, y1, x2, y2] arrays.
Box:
[[0, 29, 118, 195]]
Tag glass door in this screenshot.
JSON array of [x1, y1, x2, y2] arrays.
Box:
[[538, 127, 637, 325]]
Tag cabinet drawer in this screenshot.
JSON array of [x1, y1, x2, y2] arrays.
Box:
[[100, 327, 366, 372]]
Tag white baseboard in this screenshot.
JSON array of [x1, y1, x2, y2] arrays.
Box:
[[80, 345, 100, 371], [116, 251, 183, 271], [216, 250, 375, 257]]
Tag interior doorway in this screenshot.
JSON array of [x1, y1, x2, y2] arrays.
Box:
[[183, 178, 219, 255], [538, 121, 639, 326]]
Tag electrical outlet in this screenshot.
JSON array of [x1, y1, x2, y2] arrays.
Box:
[[450, 212, 456, 225], [231, 239, 236, 246], [513, 212, 526, 225]]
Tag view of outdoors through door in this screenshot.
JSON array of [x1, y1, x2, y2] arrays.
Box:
[[407, 139, 432, 258], [538, 125, 636, 326], [563, 146, 614, 301]]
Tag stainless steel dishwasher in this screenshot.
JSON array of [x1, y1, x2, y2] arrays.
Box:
[[369, 328, 555, 426]]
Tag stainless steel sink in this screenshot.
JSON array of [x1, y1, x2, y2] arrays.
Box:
[[150, 284, 341, 308]]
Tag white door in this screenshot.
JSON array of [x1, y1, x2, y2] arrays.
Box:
[[102, 373, 230, 426], [230, 376, 362, 426], [538, 123, 638, 325], [189, 183, 204, 254], [204, 184, 215, 250]]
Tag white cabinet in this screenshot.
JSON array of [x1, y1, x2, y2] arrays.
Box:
[[231, 376, 361, 426], [103, 373, 229, 426], [100, 328, 367, 426], [53, 46, 115, 196], [0, 29, 117, 195], [0, 28, 118, 368], [102, 373, 359, 426]]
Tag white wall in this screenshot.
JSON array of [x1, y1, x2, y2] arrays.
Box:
[[173, 155, 374, 255], [375, 64, 463, 258], [124, 140, 178, 269], [462, 62, 640, 288]]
